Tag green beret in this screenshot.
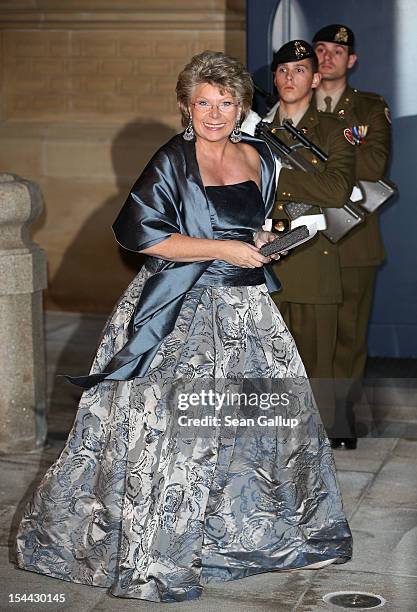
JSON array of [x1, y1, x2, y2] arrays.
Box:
[[312, 24, 355, 50], [271, 40, 316, 72]]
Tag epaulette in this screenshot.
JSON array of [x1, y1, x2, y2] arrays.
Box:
[[352, 88, 385, 103]]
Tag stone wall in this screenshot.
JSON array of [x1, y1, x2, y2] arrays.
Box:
[[0, 0, 246, 312]]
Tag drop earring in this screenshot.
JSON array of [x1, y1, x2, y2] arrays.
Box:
[[230, 118, 242, 143], [182, 115, 195, 141]]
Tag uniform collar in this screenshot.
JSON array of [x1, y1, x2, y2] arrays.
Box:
[[267, 97, 318, 130], [279, 103, 310, 128], [315, 83, 346, 112]]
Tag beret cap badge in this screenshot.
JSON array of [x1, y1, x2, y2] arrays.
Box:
[[294, 41, 308, 59], [334, 27, 349, 43]]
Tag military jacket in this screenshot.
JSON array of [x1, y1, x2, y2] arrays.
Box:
[[321, 85, 392, 267], [271, 100, 355, 304]]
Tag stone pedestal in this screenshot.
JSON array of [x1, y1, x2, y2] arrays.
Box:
[[0, 173, 48, 453]]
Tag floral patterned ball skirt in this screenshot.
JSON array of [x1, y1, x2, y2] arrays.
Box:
[[15, 265, 352, 602]]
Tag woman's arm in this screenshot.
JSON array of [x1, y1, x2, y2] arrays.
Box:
[[141, 233, 273, 268]]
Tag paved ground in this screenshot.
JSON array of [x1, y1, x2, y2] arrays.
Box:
[[1, 312, 416, 611]]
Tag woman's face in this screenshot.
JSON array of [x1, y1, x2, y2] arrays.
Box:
[[188, 82, 240, 143]]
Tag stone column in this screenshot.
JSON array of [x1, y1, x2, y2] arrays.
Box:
[[0, 173, 48, 453]]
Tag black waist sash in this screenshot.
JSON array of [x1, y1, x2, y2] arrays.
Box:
[[195, 262, 265, 287]]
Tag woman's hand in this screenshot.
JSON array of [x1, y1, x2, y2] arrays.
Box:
[[219, 240, 273, 268]]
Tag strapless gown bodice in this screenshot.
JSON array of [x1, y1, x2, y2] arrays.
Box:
[[196, 180, 266, 287]]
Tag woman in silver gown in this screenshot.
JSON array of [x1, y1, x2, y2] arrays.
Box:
[[15, 51, 352, 603]]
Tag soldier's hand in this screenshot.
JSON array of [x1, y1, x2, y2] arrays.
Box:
[[254, 230, 282, 261]]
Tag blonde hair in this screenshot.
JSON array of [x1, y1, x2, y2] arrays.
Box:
[[176, 50, 254, 127]]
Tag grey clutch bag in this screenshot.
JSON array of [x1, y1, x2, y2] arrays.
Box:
[[260, 225, 312, 256]]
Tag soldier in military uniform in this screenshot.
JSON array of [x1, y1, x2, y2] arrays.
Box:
[[312, 25, 392, 448], [242, 40, 355, 437]]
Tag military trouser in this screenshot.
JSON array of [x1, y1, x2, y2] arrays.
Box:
[[334, 266, 377, 437], [335, 266, 376, 382], [274, 265, 376, 438], [275, 300, 339, 435]]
